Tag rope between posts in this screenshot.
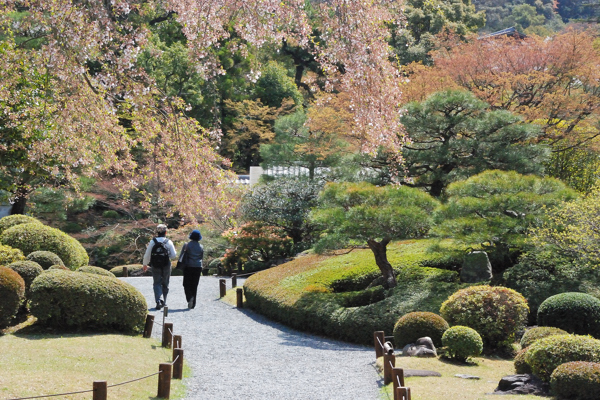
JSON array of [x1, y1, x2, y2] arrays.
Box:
[[168, 327, 173, 336], [377, 336, 384, 350], [170, 355, 180, 365], [107, 371, 161, 388], [154, 321, 163, 327], [232, 272, 256, 277], [5, 388, 93, 399]]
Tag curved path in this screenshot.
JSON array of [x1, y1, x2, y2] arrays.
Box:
[[123, 276, 382, 400]]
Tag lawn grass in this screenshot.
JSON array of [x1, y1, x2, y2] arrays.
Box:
[[0, 330, 187, 399], [378, 356, 551, 400]]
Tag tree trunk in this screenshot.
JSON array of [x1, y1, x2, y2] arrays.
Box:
[[367, 238, 397, 289], [10, 185, 29, 215]]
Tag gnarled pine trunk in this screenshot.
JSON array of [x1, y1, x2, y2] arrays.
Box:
[[367, 238, 397, 289]]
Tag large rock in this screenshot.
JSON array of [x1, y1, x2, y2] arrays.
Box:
[[493, 374, 549, 396], [460, 251, 492, 283], [401, 337, 437, 357]]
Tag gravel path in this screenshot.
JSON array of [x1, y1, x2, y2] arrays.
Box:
[[123, 276, 383, 400]]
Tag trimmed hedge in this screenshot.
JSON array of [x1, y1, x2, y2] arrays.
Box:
[[514, 349, 532, 374], [26, 251, 64, 269], [0, 244, 25, 266], [0, 265, 25, 327], [538, 293, 600, 338], [29, 270, 147, 333], [77, 266, 115, 277], [48, 264, 70, 271], [110, 264, 150, 277], [442, 325, 483, 362], [524, 335, 600, 381], [440, 285, 529, 351], [521, 326, 569, 349], [551, 361, 600, 400], [8, 261, 44, 293], [0, 223, 88, 269], [393, 312, 449, 348], [0, 215, 41, 235]]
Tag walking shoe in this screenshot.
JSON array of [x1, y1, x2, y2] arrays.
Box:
[[156, 301, 163, 310], [188, 297, 194, 309]]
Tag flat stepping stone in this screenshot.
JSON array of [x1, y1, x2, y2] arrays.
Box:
[[455, 374, 481, 379], [404, 369, 442, 377]]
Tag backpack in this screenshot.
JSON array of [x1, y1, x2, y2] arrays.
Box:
[[150, 238, 171, 268]]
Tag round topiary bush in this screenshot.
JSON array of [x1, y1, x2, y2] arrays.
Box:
[[0, 265, 25, 327], [440, 285, 529, 350], [393, 311, 449, 348], [551, 361, 600, 400], [0, 215, 41, 235], [0, 243, 25, 266], [26, 251, 65, 270], [514, 348, 532, 374], [538, 293, 600, 338], [0, 222, 88, 269], [442, 325, 483, 361], [521, 326, 569, 349], [29, 270, 147, 333], [77, 266, 115, 277], [48, 264, 70, 271], [525, 335, 600, 381], [8, 261, 44, 293]]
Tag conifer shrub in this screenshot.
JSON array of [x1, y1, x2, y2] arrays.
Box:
[[0, 265, 25, 327], [440, 285, 529, 350], [0, 223, 88, 269], [442, 326, 483, 361], [29, 270, 147, 333], [77, 266, 115, 277], [0, 215, 41, 235], [551, 361, 600, 400], [0, 244, 25, 266], [524, 335, 600, 381], [8, 261, 43, 293], [26, 251, 65, 269], [393, 311, 449, 348], [538, 293, 600, 338], [521, 326, 569, 349]]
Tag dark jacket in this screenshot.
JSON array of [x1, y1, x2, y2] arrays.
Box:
[[182, 241, 203, 268]]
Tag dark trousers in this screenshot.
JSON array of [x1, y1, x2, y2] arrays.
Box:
[[151, 265, 171, 304], [183, 267, 202, 306]]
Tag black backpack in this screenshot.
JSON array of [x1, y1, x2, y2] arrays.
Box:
[[150, 238, 171, 268]]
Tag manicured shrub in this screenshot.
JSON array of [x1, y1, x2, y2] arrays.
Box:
[[0, 215, 41, 235], [514, 348, 532, 374], [442, 325, 483, 361], [29, 270, 147, 333], [525, 335, 600, 381], [0, 244, 25, 266], [538, 293, 600, 338], [440, 285, 529, 350], [26, 251, 64, 270], [48, 264, 69, 271], [0, 265, 25, 327], [551, 361, 600, 400], [109, 264, 148, 277], [0, 222, 88, 269], [393, 311, 449, 348], [8, 261, 44, 293], [102, 210, 120, 219], [521, 326, 569, 349], [77, 266, 115, 277]]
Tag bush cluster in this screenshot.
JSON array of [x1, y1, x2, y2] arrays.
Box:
[[0, 266, 25, 327], [77, 266, 115, 277], [0, 215, 41, 235], [551, 361, 600, 400], [442, 326, 483, 361], [514, 349, 532, 373], [521, 326, 569, 349], [109, 264, 148, 277], [29, 270, 147, 333], [0, 244, 25, 266], [440, 285, 529, 350], [524, 335, 600, 381], [0, 222, 88, 269], [8, 261, 44, 293], [538, 292, 600, 338], [49, 264, 70, 271], [393, 312, 449, 348], [26, 251, 65, 269]]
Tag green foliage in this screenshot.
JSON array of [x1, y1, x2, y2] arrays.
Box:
[[102, 210, 120, 219], [521, 327, 569, 349], [29, 270, 147, 333], [538, 293, 600, 338], [524, 335, 600, 381], [243, 260, 270, 274], [7, 260, 43, 293], [109, 264, 147, 277], [0, 244, 25, 266], [0, 222, 89, 269], [48, 264, 69, 271], [551, 361, 600, 400], [26, 251, 64, 269], [514, 349, 532, 373], [442, 325, 483, 361], [393, 311, 449, 348], [0, 214, 40, 235], [472, 0, 562, 32], [28, 188, 96, 221], [62, 222, 83, 233], [0, 265, 24, 327], [440, 285, 529, 351], [222, 222, 294, 265], [77, 266, 115, 277], [255, 61, 303, 108]]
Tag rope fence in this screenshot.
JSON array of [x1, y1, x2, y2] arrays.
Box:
[[374, 331, 413, 400]]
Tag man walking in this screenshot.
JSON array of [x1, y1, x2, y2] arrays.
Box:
[[143, 224, 177, 309]]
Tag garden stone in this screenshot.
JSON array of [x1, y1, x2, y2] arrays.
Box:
[[401, 337, 437, 357], [455, 374, 480, 379], [493, 374, 549, 395], [460, 251, 492, 283]]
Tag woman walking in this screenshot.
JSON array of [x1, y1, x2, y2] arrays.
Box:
[[180, 229, 204, 309]]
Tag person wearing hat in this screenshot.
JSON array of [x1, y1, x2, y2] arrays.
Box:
[[179, 229, 204, 309], [143, 224, 177, 310]]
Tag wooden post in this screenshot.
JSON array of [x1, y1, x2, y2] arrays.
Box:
[[383, 353, 395, 385], [396, 387, 411, 400], [158, 362, 172, 399], [173, 348, 184, 380], [374, 331, 385, 358], [162, 322, 173, 348], [232, 273, 237, 288], [392, 368, 405, 400], [143, 314, 154, 338], [236, 287, 244, 308], [172, 335, 182, 354], [123, 266, 128, 277], [219, 279, 226, 298], [93, 381, 107, 400]]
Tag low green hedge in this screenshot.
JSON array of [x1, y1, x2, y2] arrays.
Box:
[[26, 251, 65, 269], [521, 326, 569, 349], [538, 293, 600, 338], [29, 270, 147, 333], [0, 215, 41, 235], [77, 266, 115, 277], [0, 244, 25, 266], [8, 261, 44, 293], [393, 311, 449, 348], [551, 361, 600, 400], [442, 325, 483, 362], [0, 265, 25, 327]]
